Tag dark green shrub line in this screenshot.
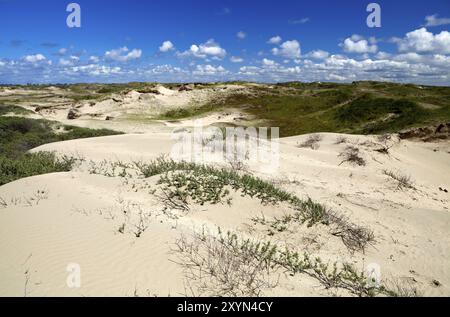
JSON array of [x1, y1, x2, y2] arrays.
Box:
[[0, 116, 123, 186], [0, 104, 34, 116], [0, 152, 77, 186]]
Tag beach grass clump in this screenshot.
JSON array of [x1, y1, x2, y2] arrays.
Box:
[[298, 134, 323, 150], [338, 146, 366, 166], [176, 229, 398, 297], [133, 157, 330, 225], [383, 170, 416, 190], [0, 116, 122, 186], [0, 152, 76, 186]]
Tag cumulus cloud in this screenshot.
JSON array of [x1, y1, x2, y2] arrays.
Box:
[[58, 56, 80, 66], [341, 35, 378, 54], [425, 14, 450, 27], [272, 40, 301, 59], [230, 56, 244, 63], [267, 36, 282, 45], [56, 48, 68, 56], [89, 56, 100, 63], [236, 31, 246, 40], [193, 64, 228, 75], [159, 41, 174, 52], [105, 47, 142, 62], [177, 39, 227, 60], [262, 58, 277, 66], [24, 54, 46, 63], [67, 64, 122, 76], [396, 28, 450, 54], [306, 50, 330, 60]]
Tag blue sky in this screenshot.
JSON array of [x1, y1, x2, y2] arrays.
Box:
[[0, 0, 449, 84]]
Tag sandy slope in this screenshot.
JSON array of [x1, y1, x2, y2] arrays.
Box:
[[0, 130, 449, 297]]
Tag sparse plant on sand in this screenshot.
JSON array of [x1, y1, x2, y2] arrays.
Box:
[[384, 278, 422, 297], [174, 228, 398, 297], [338, 146, 366, 166], [335, 136, 348, 145], [298, 134, 323, 150], [132, 209, 150, 238], [91, 156, 347, 228], [0, 196, 7, 209], [383, 170, 416, 191], [174, 229, 279, 297], [252, 203, 375, 253]]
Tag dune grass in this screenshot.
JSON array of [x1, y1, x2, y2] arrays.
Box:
[[158, 81, 450, 137], [0, 116, 122, 185], [0, 104, 34, 116]]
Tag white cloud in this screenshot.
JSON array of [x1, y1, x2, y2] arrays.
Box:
[[326, 74, 347, 81], [177, 39, 227, 60], [59, 58, 72, 66], [396, 28, 450, 54], [24, 54, 46, 63], [58, 48, 68, 56], [272, 40, 301, 59], [89, 56, 100, 63], [66, 64, 122, 76], [58, 56, 80, 66], [267, 36, 282, 45], [237, 31, 246, 40], [193, 64, 228, 75], [375, 51, 392, 60], [105, 47, 142, 62], [230, 56, 244, 63], [425, 14, 450, 27], [262, 58, 277, 66], [306, 50, 330, 60], [159, 41, 174, 52], [341, 36, 378, 54]]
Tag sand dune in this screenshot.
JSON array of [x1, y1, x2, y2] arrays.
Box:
[[1, 129, 449, 296]]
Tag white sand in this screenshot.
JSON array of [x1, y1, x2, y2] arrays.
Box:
[[1, 127, 449, 296]]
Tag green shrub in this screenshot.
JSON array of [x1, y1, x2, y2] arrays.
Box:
[[0, 116, 122, 185], [0, 152, 76, 186]]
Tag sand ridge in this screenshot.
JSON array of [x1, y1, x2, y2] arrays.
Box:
[[1, 128, 449, 296]]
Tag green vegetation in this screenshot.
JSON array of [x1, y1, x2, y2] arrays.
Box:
[[0, 116, 122, 185], [0, 152, 76, 186], [89, 156, 373, 252], [159, 81, 450, 137], [176, 229, 410, 297], [0, 104, 33, 116]]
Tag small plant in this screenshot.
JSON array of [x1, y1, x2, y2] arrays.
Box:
[[174, 228, 397, 297], [118, 223, 126, 234], [335, 136, 348, 145], [0, 152, 78, 186], [0, 196, 7, 209], [338, 146, 366, 166], [327, 211, 375, 253], [383, 170, 416, 190], [174, 230, 279, 297], [384, 278, 422, 297], [252, 204, 375, 253], [298, 134, 323, 150], [132, 210, 150, 238]]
